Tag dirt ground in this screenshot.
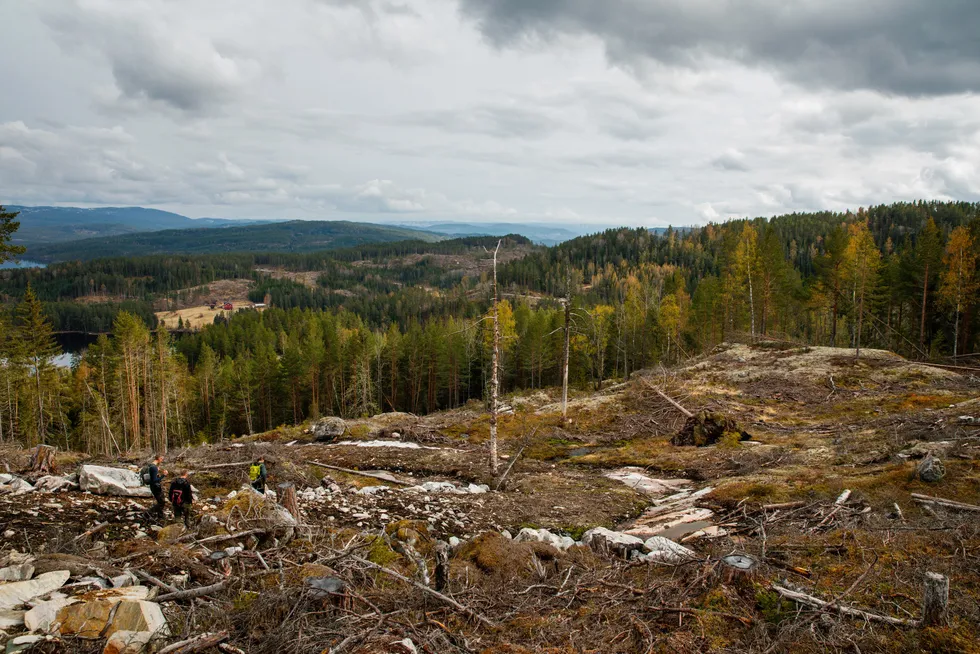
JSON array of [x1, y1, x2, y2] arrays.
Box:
[[2, 343, 979, 653]]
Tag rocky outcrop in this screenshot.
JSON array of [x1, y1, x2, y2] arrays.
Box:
[[917, 454, 946, 483], [312, 417, 347, 442], [77, 466, 151, 498], [24, 597, 79, 633]]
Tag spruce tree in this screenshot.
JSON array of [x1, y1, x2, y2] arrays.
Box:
[[16, 285, 60, 445]]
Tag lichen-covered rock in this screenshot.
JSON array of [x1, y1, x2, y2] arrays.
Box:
[[312, 417, 346, 442], [917, 454, 946, 483]]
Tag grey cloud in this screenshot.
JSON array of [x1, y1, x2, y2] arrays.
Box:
[[43, 1, 259, 113], [456, 0, 980, 96], [711, 149, 749, 172]]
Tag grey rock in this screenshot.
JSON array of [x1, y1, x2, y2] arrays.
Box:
[[77, 466, 150, 498], [0, 564, 35, 583], [312, 417, 347, 442], [640, 537, 697, 563], [917, 454, 946, 483], [514, 528, 575, 551]]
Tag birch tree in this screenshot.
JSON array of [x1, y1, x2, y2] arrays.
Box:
[[939, 226, 978, 357], [844, 223, 881, 358]]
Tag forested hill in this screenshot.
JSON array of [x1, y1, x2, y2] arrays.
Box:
[[2, 199, 980, 449], [8, 205, 259, 244], [24, 220, 443, 262]]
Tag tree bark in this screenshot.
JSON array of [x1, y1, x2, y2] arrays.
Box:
[[921, 572, 949, 627], [489, 239, 501, 475]]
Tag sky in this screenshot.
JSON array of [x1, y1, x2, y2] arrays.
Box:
[[1, 0, 978, 227]]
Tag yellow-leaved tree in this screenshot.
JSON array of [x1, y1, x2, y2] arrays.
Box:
[[844, 222, 881, 358], [939, 226, 978, 357]]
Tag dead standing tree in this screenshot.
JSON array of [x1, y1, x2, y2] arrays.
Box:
[[487, 239, 502, 475]]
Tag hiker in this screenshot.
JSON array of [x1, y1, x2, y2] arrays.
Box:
[[250, 457, 268, 493], [168, 470, 194, 527], [146, 454, 167, 519]]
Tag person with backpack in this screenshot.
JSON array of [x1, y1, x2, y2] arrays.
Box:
[[143, 455, 167, 519], [168, 470, 194, 528], [250, 457, 268, 493]]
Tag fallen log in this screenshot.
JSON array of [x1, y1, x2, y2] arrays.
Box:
[[158, 632, 230, 654], [193, 528, 266, 546], [641, 379, 694, 418], [72, 521, 109, 543], [156, 579, 230, 602], [494, 445, 526, 491], [773, 585, 914, 626], [198, 461, 251, 470], [306, 460, 415, 487], [911, 493, 980, 513], [133, 569, 180, 594]]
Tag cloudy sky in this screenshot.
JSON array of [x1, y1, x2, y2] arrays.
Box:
[[1, 0, 978, 226]]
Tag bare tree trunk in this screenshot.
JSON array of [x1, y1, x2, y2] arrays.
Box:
[[562, 297, 570, 425], [747, 259, 756, 339], [489, 240, 501, 475], [920, 264, 929, 355]]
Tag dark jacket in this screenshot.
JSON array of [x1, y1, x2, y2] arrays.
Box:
[[258, 463, 267, 483], [148, 463, 164, 488], [168, 478, 193, 506]]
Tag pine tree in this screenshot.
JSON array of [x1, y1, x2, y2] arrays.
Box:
[[915, 218, 943, 354], [16, 285, 60, 445], [0, 206, 26, 264]]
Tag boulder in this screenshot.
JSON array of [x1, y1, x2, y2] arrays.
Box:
[[917, 454, 946, 483], [107, 602, 167, 638], [0, 564, 35, 583], [514, 528, 576, 551], [0, 571, 70, 610], [78, 466, 151, 498], [312, 417, 347, 442], [581, 528, 645, 558], [56, 597, 164, 640], [24, 597, 79, 633], [0, 611, 23, 630], [640, 537, 698, 563], [0, 477, 33, 496], [103, 630, 153, 654], [33, 476, 78, 493]]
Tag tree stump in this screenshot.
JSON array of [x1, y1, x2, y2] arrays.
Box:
[[30, 444, 57, 474], [921, 572, 949, 627], [435, 540, 450, 592], [717, 554, 760, 586], [277, 482, 300, 523]]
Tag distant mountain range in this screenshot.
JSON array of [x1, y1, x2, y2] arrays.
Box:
[[22, 220, 442, 262], [4, 205, 687, 261], [392, 221, 683, 245], [7, 205, 266, 244]]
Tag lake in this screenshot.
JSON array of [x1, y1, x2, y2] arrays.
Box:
[[0, 259, 46, 269]]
